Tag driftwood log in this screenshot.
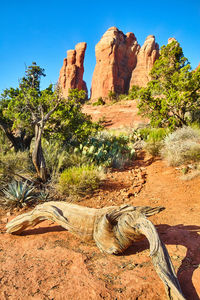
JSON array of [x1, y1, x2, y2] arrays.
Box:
[[6, 202, 185, 300]]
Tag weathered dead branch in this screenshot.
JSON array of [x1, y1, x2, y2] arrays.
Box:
[[6, 202, 185, 299]]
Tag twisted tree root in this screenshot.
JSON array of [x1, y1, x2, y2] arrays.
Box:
[[6, 202, 186, 300]]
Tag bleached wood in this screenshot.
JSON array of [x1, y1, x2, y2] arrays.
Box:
[[6, 202, 185, 300]]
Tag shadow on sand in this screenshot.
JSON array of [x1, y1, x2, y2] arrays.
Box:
[[20, 223, 200, 299], [123, 224, 200, 300]]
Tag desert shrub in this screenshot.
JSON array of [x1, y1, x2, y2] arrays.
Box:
[[128, 127, 169, 156], [142, 128, 169, 156], [118, 94, 129, 101], [137, 41, 200, 129], [42, 140, 70, 178], [108, 90, 117, 101], [42, 139, 89, 181], [2, 180, 36, 208], [0, 131, 11, 154], [74, 131, 135, 169], [92, 97, 105, 106], [161, 126, 200, 165], [128, 85, 140, 100], [144, 140, 163, 156], [0, 151, 33, 182], [58, 165, 103, 197], [138, 127, 169, 141]]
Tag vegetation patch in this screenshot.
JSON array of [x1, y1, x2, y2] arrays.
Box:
[[58, 165, 104, 197], [161, 126, 200, 166], [74, 131, 135, 169], [2, 180, 36, 208], [138, 40, 200, 129]]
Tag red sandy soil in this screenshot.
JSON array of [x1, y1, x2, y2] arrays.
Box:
[[0, 101, 200, 300], [82, 100, 149, 129]]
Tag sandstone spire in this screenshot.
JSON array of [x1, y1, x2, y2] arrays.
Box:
[[130, 35, 159, 88], [91, 27, 140, 101], [59, 42, 87, 98]]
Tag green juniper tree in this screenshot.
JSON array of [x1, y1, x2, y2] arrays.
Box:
[[138, 40, 200, 129], [0, 63, 99, 182]]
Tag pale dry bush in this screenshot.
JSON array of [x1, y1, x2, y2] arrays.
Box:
[[0, 151, 33, 180], [161, 127, 200, 166]]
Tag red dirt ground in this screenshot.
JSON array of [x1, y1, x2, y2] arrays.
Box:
[[82, 100, 149, 129], [0, 101, 200, 300]]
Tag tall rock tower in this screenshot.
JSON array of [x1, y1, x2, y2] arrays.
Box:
[[59, 42, 88, 98], [129, 35, 159, 88], [91, 27, 140, 101]]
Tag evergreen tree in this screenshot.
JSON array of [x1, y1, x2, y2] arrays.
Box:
[[138, 41, 200, 128], [0, 63, 99, 182]]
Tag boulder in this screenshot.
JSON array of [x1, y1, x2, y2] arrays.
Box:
[[130, 35, 159, 88], [91, 27, 140, 101], [59, 42, 88, 98]]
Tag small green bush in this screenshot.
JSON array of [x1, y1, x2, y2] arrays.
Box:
[[92, 97, 105, 106], [144, 140, 163, 156], [108, 90, 117, 101], [118, 94, 129, 101], [139, 127, 169, 142], [128, 85, 140, 100], [131, 127, 169, 156], [58, 165, 103, 197], [161, 126, 200, 165]]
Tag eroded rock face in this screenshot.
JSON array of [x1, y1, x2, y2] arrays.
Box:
[[130, 35, 159, 88], [91, 27, 140, 101], [59, 42, 88, 98]]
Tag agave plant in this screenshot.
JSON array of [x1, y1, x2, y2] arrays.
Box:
[[3, 180, 35, 207]]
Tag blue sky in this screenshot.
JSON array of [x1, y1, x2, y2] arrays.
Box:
[[0, 0, 200, 95]]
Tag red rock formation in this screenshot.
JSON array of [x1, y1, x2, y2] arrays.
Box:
[[59, 42, 87, 98], [130, 35, 159, 88], [168, 37, 177, 44], [91, 27, 140, 101], [195, 63, 200, 71]]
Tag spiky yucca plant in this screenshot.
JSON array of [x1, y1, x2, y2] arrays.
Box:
[[3, 180, 35, 207]]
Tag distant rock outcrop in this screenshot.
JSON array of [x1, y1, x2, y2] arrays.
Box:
[[130, 35, 159, 88], [168, 37, 177, 44], [91, 27, 140, 101], [196, 63, 200, 71], [59, 42, 88, 98]]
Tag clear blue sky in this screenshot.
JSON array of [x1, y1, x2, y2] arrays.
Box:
[[0, 0, 200, 95]]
